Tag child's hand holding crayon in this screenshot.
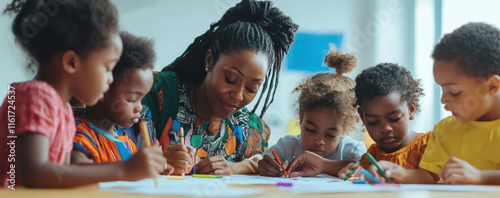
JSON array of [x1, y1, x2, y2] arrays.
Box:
[[366, 160, 407, 183], [123, 140, 172, 181], [164, 144, 196, 175], [258, 154, 289, 177], [338, 162, 363, 180]]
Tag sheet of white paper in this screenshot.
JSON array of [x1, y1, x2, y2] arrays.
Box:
[[99, 175, 263, 197], [400, 184, 499, 192], [282, 183, 499, 194], [222, 174, 344, 185]]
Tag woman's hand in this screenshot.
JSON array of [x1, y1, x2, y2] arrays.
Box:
[[258, 154, 287, 177], [163, 144, 195, 175], [195, 155, 234, 175]]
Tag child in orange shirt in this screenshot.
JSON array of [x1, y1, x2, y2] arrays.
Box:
[[72, 32, 156, 163], [338, 63, 431, 180]]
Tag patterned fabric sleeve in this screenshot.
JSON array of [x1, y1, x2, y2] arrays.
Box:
[[243, 112, 271, 159], [142, 71, 181, 141], [142, 71, 272, 163], [141, 72, 161, 138]]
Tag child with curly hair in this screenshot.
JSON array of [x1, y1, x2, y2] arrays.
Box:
[[71, 32, 160, 164], [0, 0, 168, 188], [371, 22, 500, 184], [259, 49, 366, 177], [337, 63, 431, 181]]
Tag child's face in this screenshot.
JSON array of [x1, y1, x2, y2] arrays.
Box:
[[360, 92, 416, 151], [433, 60, 496, 122], [102, 68, 154, 128], [72, 33, 123, 106], [202, 49, 267, 120], [300, 108, 343, 157]]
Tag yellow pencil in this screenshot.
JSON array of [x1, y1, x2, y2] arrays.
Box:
[[139, 120, 158, 186], [180, 127, 185, 177]]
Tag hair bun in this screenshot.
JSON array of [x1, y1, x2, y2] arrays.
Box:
[[324, 46, 358, 75], [221, 0, 298, 52]]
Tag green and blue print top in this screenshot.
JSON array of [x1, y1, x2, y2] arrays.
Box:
[[142, 71, 270, 162]]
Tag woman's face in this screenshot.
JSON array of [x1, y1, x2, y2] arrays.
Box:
[[202, 49, 268, 120]]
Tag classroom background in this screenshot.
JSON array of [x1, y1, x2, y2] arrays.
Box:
[[1, 0, 499, 146]]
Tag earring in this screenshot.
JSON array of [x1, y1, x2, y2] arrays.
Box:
[[205, 64, 209, 72]]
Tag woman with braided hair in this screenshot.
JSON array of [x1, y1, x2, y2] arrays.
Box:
[[142, 0, 298, 175]]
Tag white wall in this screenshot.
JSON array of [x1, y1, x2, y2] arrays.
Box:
[[0, 0, 37, 95], [0, 0, 447, 146]]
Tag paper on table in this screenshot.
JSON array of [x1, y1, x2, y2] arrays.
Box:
[[400, 184, 499, 192], [222, 174, 344, 185], [282, 183, 499, 194], [99, 175, 263, 197]]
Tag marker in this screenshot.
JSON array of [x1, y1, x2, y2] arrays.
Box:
[[366, 153, 394, 184], [180, 127, 185, 177], [192, 174, 222, 178], [272, 150, 289, 178], [353, 180, 367, 184], [192, 149, 197, 175], [343, 168, 356, 181], [360, 168, 382, 184], [277, 182, 293, 187], [139, 120, 158, 186], [180, 127, 185, 145], [167, 175, 186, 180]]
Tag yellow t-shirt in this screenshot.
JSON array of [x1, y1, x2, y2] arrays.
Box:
[[419, 116, 500, 174]]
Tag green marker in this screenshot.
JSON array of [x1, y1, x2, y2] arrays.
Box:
[[343, 168, 356, 181], [366, 153, 394, 184], [192, 174, 222, 178]]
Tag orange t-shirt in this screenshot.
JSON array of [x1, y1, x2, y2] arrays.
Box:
[[73, 118, 137, 163], [360, 131, 432, 169]]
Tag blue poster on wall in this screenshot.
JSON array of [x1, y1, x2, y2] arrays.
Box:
[[286, 32, 343, 72]]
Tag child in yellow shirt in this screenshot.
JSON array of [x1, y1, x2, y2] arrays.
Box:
[[370, 22, 500, 184]]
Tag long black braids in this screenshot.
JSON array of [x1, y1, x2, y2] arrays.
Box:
[[163, 0, 298, 117]]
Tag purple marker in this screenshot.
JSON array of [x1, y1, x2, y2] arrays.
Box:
[[277, 182, 293, 187]]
